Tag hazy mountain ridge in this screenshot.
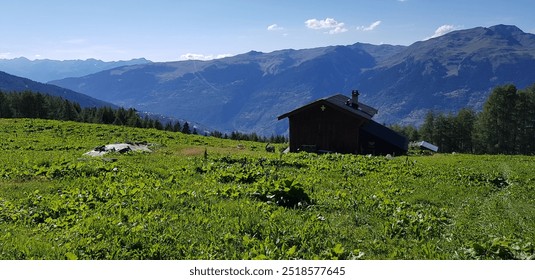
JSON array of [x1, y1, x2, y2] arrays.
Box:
[[0, 70, 115, 108], [49, 25, 535, 135], [0, 57, 151, 83]]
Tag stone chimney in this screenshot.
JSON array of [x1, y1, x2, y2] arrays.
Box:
[[351, 90, 359, 108]]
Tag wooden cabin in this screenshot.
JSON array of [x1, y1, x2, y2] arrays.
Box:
[[277, 90, 408, 155]]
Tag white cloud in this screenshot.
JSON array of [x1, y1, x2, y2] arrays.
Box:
[[305, 18, 348, 34], [329, 26, 348, 34], [215, 54, 233, 59], [357, 20, 382, 31], [427, 24, 457, 40], [180, 53, 233, 61], [267, 24, 283, 31]]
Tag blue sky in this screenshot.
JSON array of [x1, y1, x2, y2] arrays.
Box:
[[1, 0, 535, 62]]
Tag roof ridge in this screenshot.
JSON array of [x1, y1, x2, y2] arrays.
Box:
[[325, 93, 378, 117], [278, 93, 377, 120]]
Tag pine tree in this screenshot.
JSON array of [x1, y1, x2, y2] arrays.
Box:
[[164, 121, 173, 131], [420, 111, 436, 144], [153, 119, 164, 130], [63, 100, 79, 121], [0, 91, 13, 118], [454, 108, 476, 153], [181, 122, 191, 134], [514, 86, 535, 154], [173, 121, 182, 132], [475, 84, 518, 154]]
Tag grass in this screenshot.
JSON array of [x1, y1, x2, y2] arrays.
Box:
[[1, 118, 534, 259]]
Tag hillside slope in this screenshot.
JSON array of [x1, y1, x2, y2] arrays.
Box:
[[0, 71, 115, 108], [358, 24, 535, 124]]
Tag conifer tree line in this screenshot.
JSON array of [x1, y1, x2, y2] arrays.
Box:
[[0, 90, 287, 143], [0, 90, 190, 132], [391, 83, 535, 155]]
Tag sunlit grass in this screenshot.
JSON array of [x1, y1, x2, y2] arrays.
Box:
[[1, 119, 534, 259]]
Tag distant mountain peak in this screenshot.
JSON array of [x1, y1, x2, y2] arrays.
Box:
[[426, 24, 526, 42], [246, 50, 263, 55], [488, 24, 524, 34]]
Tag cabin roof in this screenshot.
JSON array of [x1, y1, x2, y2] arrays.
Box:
[[277, 94, 378, 120], [361, 120, 409, 151], [417, 141, 439, 152]]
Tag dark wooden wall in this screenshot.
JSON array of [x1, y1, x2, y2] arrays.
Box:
[[288, 103, 365, 153]]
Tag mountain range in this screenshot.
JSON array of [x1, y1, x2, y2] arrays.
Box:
[[0, 57, 151, 83], [51, 45, 402, 135], [357, 24, 535, 125], [7, 24, 535, 136]]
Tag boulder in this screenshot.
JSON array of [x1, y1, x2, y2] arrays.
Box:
[[84, 143, 151, 157]]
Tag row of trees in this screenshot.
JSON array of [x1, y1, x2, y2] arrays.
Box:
[[392, 84, 535, 155], [212, 130, 287, 143], [0, 90, 287, 143], [0, 90, 195, 133]]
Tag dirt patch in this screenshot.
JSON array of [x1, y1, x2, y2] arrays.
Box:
[[179, 147, 206, 156]]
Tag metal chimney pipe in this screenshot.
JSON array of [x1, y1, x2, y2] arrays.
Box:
[[351, 90, 359, 108]]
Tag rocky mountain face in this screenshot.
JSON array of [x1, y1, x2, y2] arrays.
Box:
[[0, 71, 115, 108], [0, 57, 151, 83], [357, 24, 535, 125], [50, 25, 535, 135]]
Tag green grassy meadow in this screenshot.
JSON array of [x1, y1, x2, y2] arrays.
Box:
[[1, 118, 534, 259]]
